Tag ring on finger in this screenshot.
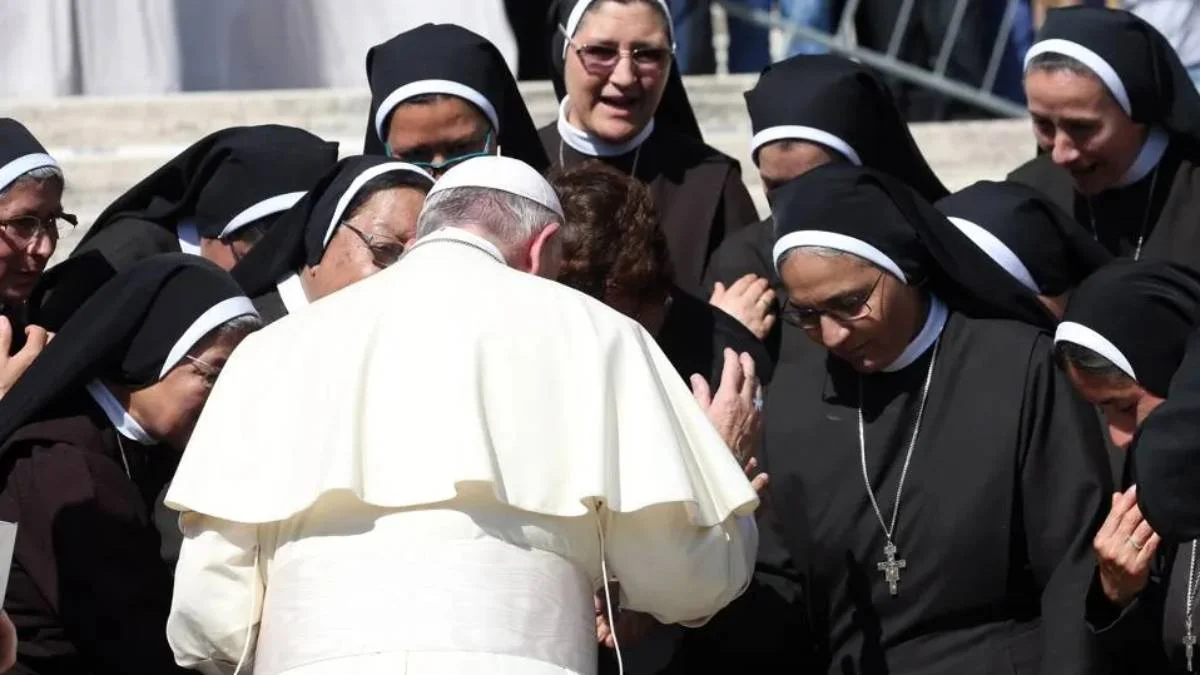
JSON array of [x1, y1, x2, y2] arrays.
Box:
[[1127, 537, 1145, 551]]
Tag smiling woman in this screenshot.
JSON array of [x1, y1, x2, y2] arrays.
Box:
[[1009, 6, 1200, 271], [542, 0, 759, 295], [0, 119, 66, 320]]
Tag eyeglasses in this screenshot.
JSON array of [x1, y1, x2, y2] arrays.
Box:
[[0, 213, 78, 246], [781, 271, 885, 329], [340, 222, 407, 269], [387, 131, 495, 174], [559, 25, 674, 75], [184, 354, 222, 389]]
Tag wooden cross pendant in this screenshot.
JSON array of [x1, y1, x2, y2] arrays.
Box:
[[876, 541, 907, 596]]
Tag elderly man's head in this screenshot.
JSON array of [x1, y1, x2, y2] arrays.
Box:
[[415, 156, 564, 278]]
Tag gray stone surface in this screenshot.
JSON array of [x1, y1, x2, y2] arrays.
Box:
[[0, 75, 1035, 261]]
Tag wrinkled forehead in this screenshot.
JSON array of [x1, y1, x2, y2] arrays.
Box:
[[571, 0, 674, 44]]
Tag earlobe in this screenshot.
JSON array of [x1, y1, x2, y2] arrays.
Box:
[[528, 223, 561, 277]]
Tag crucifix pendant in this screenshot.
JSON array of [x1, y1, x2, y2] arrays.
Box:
[[876, 540, 907, 596], [1185, 629, 1196, 672]]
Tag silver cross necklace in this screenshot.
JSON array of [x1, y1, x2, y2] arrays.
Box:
[[857, 338, 939, 597], [1084, 164, 1159, 261], [1184, 540, 1200, 670]]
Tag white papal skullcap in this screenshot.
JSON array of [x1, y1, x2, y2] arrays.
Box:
[[428, 155, 564, 218]]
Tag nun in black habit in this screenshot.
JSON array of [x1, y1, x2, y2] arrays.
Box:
[[1011, 7, 1200, 271], [0, 119, 69, 359], [1052, 261, 1200, 674], [362, 23, 550, 174], [0, 253, 259, 674], [754, 164, 1106, 674], [703, 54, 949, 364], [937, 181, 1112, 321], [231, 156, 434, 323], [70, 125, 338, 272], [544, 0, 759, 295]]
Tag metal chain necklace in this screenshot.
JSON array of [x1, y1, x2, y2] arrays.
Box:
[[1184, 539, 1200, 671], [558, 139, 642, 177], [857, 338, 940, 597], [115, 435, 132, 480], [1085, 164, 1160, 261]]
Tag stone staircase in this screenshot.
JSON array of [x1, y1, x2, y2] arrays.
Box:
[[0, 75, 1037, 261]]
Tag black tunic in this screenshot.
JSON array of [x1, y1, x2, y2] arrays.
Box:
[[656, 287, 775, 388], [760, 312, 1110, 674], [0, 396, 186, 674], [1008, 143, 1200, 272], [540, 124, 760, 296]]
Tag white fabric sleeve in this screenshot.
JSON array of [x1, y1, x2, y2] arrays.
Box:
[[167, 513, 265, 675], [603, 504, 758, 627]]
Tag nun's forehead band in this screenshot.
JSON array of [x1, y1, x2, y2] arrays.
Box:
[[749, 126, 862, 166], [946, 217, 1039, 294], [562, 0, 677, 56], [1024, 39, 1132, 116], [0, 153, 59, 194], [374, 79, 500, 142], [1054, 321, 1138, 382], [772, 230, 906, 282]]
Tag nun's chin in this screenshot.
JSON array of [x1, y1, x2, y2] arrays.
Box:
[[587, 114, 649, 145]]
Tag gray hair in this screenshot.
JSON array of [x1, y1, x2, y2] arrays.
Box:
[[0, 165, 64, 201], [1055, 340, 1135, 386], [415, 186, 561, 251], [1026, 52, 1095, 78]]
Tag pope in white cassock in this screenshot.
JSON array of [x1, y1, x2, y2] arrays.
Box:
[[163, 156, 760, 675]]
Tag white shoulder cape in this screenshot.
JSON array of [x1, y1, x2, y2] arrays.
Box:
[[167, 239, 759, 527]]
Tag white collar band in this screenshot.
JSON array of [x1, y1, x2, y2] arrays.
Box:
[[275, 273, 310, 314], [0, 153, 58, 193], [177, 220, 202, 255], [946, 217, 1039, 293], [1054, 320, 1138, 381], [374, 80, 500, 142], [883, 295, 949, 373], [86, 380, 157, 445], [772, 230, 907, 283], [1025, 39, 1131, 116], [1116, 127, 1169, 188], [220, 191, 307, 239], [749, 125, 862, 166], [557, 97, 655, 157]]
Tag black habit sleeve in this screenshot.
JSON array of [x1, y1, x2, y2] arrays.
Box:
[[0, 436, 187, 674], [1083, 563, 1169, 674], [717, 166, 760, 254], [69, 218, 181, 272], [1133, 331, 1200, 541], [1018, 334, 1112, 674]]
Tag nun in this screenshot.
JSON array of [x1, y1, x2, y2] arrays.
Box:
[[1052, 261, 1200, 674], [362, 23, 549, 174], [758, 164, 1107, 673], [550, 159, 774, 389], [937, 181, 1112, 320], [1011, 6, 1200, 270], [704, 54, 950, 363], [230, 156, 434, 323], [543, 0, 759, 294], [0, 119, 69, 353], [0, 253, 258, 674], [71, 125, 338, 271]]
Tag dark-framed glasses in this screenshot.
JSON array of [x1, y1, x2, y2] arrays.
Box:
[[0, 212, 78, 244], [387, 131, 495, 174], [558, 25, 674, 75], [340, 222, 407, 269], [781, 271, 885, 329]]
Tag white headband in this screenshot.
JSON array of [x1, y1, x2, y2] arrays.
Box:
[[1025, 39, 1131, 116], [749, 126, 862, 166], [322, 162, 435, 249], [946, 217, 1039, 294], [1054, 321, 1137, 382], [219, 191, 307, 239], [0, 153, 58, 193], [772, 230, 906, 282], [159, 296, 259, 380], [374, 79, 500, 142], [562, 0, 676, 55]]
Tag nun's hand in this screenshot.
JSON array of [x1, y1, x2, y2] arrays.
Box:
[[594, 591, 657, 649], [0, 318, 52, 399], [710, 275, 776, 340], [691, 349, 763, 465], [0, 610, 16, 672], [743, 457, 769, 493], [1095, 486, 1161, 608]]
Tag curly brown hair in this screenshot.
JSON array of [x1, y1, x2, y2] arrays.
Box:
[[549, 161, 674, 307]]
